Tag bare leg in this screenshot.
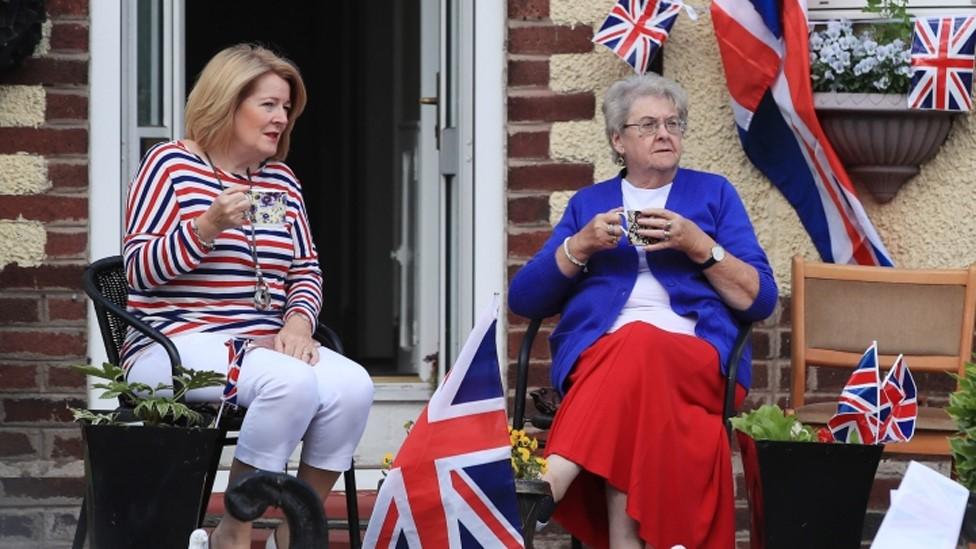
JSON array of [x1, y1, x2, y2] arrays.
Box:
[[606, 484, 644, 549], [272, 462, 342, 548], [542, 454, 581, 503], [210, 459, 258, 549]]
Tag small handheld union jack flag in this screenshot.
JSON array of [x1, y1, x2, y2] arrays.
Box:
[[828, 342, 881, 444], [878, 354, 917, 443], [592, 0, 693, 75], [909, 16, 976, 111], [223, 337, 249, 405]]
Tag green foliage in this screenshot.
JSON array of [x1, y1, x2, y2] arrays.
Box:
[[864, 0, 913, 46], [948, 360, 976, 491], [70, 362, 225, 428], [730, 404, 816, 442]]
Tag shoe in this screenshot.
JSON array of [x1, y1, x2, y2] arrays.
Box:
[[534, 494, 556, 532]]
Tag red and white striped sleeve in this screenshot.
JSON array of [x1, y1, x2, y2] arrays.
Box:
[[123, 143, 212, 291], [282, 174, 323, 328]]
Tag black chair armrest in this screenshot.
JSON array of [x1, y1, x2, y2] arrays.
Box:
[[314, 322, 344, 355], [513, 317, 544, 431], [723, 322, 754, 444]]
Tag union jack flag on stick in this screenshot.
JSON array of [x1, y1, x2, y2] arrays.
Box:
[[828, 342, 881, 444], [878, 354, 918, 443], [909, 16, 976, 111], [363, 295, 523, 548], [592, 0, 694, 74], [215, 337, 248, 426]]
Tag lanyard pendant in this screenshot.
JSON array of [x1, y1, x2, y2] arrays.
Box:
[[254, 280, 271, 310]]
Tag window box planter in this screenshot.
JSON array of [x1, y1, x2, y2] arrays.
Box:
[[737, 431, 883, 549], [814, 92, 957, 203]]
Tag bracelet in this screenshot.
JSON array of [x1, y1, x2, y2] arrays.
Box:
[[562, 236, 587, 270], [190, 218, 215, 252]]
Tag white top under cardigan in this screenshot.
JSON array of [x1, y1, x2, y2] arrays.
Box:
[[607, 178, 697, 336]]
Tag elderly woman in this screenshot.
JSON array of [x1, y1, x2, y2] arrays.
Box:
[[122, 44, 373, 549], [509, 73, 776, 548]]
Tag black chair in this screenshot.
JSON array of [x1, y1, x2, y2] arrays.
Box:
[[510, 318, 754, 547], [75, 255, 362, 549]]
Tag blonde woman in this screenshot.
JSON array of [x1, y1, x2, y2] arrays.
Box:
[[122, 44, 373, 549]]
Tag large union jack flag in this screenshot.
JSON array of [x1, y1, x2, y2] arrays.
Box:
[[593, 0, 684, 74], [909, 16, 976, 111], [710, 0, 892, 266], [878, 354, 918, 443], [363, 297, 523, 549], [828, 343, 881, 444]]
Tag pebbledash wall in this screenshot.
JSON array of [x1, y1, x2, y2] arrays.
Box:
[[0, 0, 90, 546], [505, 0, 976, 546]]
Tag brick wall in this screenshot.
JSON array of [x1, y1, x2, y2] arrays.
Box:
[[0, 0, 90, 547], [503, 1, 950, 547]]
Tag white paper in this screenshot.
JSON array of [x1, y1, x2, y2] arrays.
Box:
[[871, 461, 969, 549]]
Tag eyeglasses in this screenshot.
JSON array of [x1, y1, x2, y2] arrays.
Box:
[[622, 117, 687, 136]]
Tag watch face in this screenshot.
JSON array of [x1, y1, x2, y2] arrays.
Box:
[[713, 245, 726, 262]]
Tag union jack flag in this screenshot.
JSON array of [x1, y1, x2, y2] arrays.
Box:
[[223, 337, 248, 405], [592, 0, 684, 74], [828, 343, 881, 444], [878, 355, 917, 443], [363, 297, 523, 549], [909, 16, 976, 111]]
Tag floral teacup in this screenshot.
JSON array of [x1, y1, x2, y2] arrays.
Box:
[[248, 191, 286, 226]]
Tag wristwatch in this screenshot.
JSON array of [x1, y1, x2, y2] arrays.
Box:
[[699, 245, 726, 270]]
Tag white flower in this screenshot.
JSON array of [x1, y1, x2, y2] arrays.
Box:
[[825, 21, 843, 39], [873, 76, 890, 90], [823, 69, 835, 80], [810, 33, 824, 50]]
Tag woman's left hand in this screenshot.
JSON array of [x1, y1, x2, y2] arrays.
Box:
[[275, 315, 319, 365], [635, 208, 712, 261]]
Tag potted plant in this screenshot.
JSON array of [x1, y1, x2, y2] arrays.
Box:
[[508, 426, 550, 548], [948, 360, 976, 542], [72, 362, 226, 549], [732, 405, 884, 549], [808, 0, 957, 202]]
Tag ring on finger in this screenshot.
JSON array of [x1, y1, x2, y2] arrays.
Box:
[[666, 220, 673, 230], [663, 230, 671, 241]]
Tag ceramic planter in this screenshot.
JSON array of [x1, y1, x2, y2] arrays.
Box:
[[737, 432, 883, 549], [814, 92, 956, 203], [82, 423, 223, 549]]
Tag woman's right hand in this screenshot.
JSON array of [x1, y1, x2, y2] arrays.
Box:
[[568, 208, 625, 262], [195, 184, 252, 242]]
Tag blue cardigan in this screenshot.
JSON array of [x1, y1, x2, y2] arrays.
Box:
[[509, 168, 777, 394]]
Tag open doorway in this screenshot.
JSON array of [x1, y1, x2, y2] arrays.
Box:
[[185, 1, 422, 375]]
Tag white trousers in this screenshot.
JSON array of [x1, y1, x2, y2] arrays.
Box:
[[127, 332, 374, 472]]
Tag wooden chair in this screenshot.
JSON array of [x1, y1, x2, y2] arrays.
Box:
[[790, 255, 976, 455], [78, 255, 362, 548]]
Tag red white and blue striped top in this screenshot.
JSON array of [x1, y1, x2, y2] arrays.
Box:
[[120, 140, 322, 369]]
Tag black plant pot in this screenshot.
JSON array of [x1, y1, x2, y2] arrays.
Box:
[[82, 423, 223, 549], [961, 492, 976, 542], [737, 432, 883, 549], [514, 478, 551, 548]]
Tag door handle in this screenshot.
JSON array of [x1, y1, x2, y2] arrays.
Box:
[[419, 97, 438, 105]]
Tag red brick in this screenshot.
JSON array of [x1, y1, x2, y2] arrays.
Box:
[[0, 298, 40, 322], [509, 92, 594, 122], [50, 22, 88, 51], [508, 230, 552, 259], [508, 0, 548, 19], [1, 397, 85, 423], [48, 162, 88, 189], [507, 327, 552, 361], [0, 195, 87, 222], [0, 330, 86, 356], [0, 431, 37, 458], [0, 477, 85, 499], [48, 0, 89, 16], [45, 230, 87, 257], [508, 131, 549, 158], [509, 25, 594, 55], [46, 92, 88, 121], [509, 163, 594, 191], [0, 264, 85, 290], [751, 330, 771, 359], [509, 59, 548, 87], [51, 432, 83, 460], [508, 195, 550, 225], [0, 364, 40, 390], [47, 296, 86, 321], [46, 365, 86, 391], [0, 129, 87, 155], [0, 58, 88, 86], [506, 360, 551, 389]]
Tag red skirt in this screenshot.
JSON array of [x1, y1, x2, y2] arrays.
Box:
[[545, 321, 744, 549]]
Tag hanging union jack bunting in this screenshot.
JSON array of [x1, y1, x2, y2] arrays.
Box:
[[909, 15, 976, 111], [593, 0, 691, 74]]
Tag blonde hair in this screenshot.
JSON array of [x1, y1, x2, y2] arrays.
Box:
[[184, 44, 307, 161]]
